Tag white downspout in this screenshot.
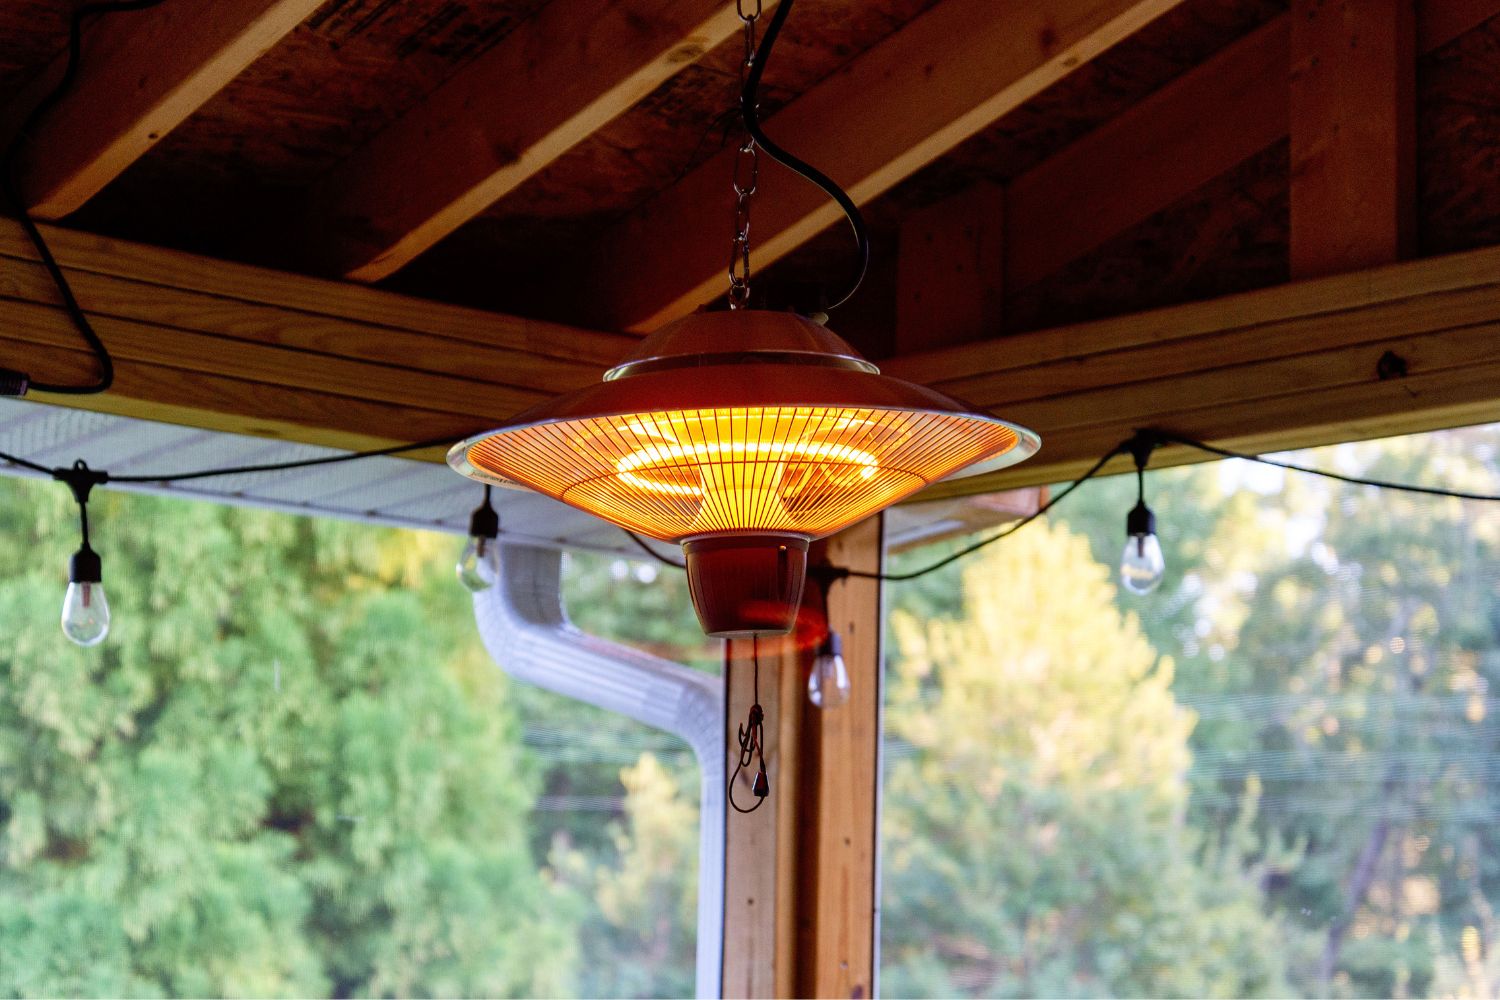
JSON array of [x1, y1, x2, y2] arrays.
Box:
[[474, 541, 724, 999]]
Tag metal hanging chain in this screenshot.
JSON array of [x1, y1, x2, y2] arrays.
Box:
[[727, 1, 761, 309], [728, 138, 758, 309], [739, 0, 870, 313]]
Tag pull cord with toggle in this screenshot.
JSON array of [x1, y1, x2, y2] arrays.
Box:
[[729, 635, 771, 813]]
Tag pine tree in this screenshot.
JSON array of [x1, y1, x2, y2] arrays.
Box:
[[881, 519, 1290, 998]]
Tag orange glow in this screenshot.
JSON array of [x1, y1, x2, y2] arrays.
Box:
[[461, 405, 1021, 541]]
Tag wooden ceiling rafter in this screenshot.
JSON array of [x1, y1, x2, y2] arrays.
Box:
[[0, 0, 1496, 515], [4, 0, 323, 218], [567, 0, 1196, 333], [305, 0, 764, 282], [1289, 0, 1414, 278]]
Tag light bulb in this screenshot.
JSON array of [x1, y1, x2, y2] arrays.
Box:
[[808, 631, 851, 708], [456, 535, 498, 593], [457, 486, 501, 593], [1120, 439, 1165, 596], [61, 580, 110, 646], [62, 540, 109, 646], [1120, 498, 1165, 595]]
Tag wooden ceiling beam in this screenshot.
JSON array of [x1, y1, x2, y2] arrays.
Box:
[[1289, 0, 1415, 278], [1006, 0, 1493, 292], [306, 0, 756, 283], [1418, 0, 1500, 50], [0, 219, 626, 455], [896, 183, 1006, 353], [5, 0, 321, 219], [578, 0, 1192, 333], [1005, 16, 1287, 291], [884, 244, 1500, 498], [0, 220, 632, 367]]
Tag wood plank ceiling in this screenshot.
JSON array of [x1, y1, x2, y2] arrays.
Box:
[[1, 0, 1499, 495]]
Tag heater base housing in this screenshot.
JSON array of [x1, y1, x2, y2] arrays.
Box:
[[682, 532, 809, 637]]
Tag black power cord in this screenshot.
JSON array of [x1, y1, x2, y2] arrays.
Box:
[[624, 529, 686, 569], [740, 0, 870, 313], [0, 0, 172, 397]]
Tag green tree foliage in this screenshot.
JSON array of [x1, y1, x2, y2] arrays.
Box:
[[1188, 430, 1500, 998], [552, 754, 700, 999], [0, 481, 575, 997], [881, 520, 1290, 998]]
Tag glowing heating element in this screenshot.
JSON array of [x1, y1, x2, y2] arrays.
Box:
[[461, 404, 1020, 542]]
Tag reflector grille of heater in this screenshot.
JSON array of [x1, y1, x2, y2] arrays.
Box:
[[461, 404, 1019, 542]]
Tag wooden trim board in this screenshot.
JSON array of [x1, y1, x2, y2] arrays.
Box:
[[0, 218, 626, 453], [886, 244, 1500, 497]]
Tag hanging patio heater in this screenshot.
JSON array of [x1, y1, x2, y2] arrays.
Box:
[[449, 309, 1038, 637]]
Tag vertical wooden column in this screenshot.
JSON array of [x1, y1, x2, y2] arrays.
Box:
[[897, 183, 1006, 354], [720, 516, 885, 998], [1289, 0, 1415, 278], [794, 516, 885, 998], [722, 629, 800, 998]]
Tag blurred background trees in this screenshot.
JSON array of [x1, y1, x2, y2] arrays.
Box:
[[880, 520, 1289, 997], [0, 422, 1497, 998], [0, 485, 577, 997]]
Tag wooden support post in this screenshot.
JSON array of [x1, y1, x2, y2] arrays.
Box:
[[897, 183, 1006, 354], [795, 517, 885, 998], [722, 628, 801, 999], [721, 516, 885, 997], [1289, 0, 1416, 278]]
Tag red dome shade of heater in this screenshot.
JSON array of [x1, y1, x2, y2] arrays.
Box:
[[449, 310, 1039, 637]]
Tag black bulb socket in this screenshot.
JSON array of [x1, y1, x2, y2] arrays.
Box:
[[467, 501, 499, 540], [69, 542, 102, 584], [819, 630, 843, 658], [0, 368, 30, 397], [1126, 499, 1156, 539]]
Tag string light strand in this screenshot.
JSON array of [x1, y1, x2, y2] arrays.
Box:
[[1153, 431, 1500, 503], [621, 427, 1500, 586], [0, 435, 458, 488]]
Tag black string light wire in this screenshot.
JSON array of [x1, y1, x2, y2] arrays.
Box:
[[622, 426, 1500, 585], [1154, 430, 1500, 503], [620, 439, 1127, 581], [0, 435, 459, 487], [0, 432, 466, 648], [0, 0, 172, 397], [57, 460, 110, 645], [624, 528, 687, 569], [836, 443, 1128, 582]]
